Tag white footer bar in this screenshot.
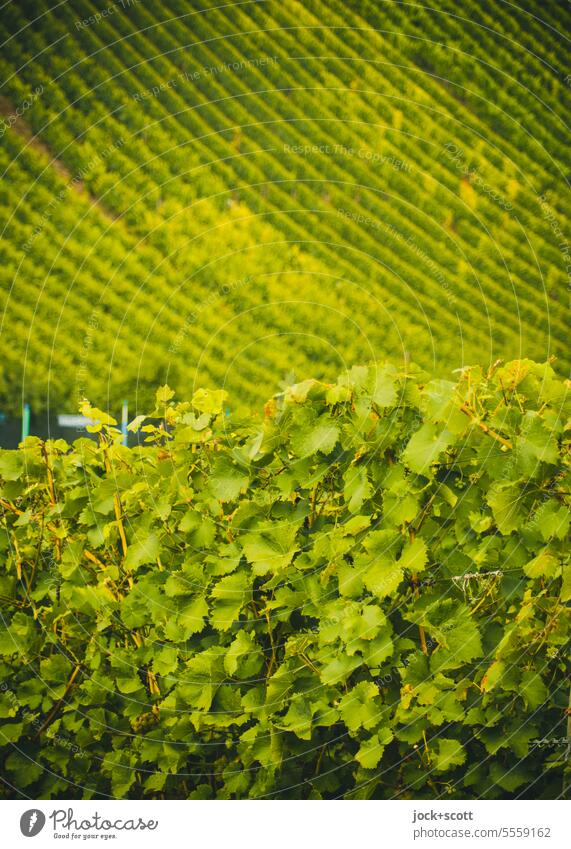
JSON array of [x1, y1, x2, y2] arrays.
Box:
[[2, 799, 569, 849]]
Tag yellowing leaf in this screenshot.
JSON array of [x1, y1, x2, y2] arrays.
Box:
[[192, 388, 227, 415], [523, 551, 560, 580]]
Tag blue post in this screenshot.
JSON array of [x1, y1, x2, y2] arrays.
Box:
[[21, 403, 30, 441], [121, 400, 128, 446]]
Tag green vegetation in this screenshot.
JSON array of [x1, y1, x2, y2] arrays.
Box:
[[0, 1, 569, 413], [0, 359, 569, 798]]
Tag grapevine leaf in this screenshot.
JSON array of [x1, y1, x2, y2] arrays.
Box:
[[403, 423, 454, 475], [433, 739, 466, 772]]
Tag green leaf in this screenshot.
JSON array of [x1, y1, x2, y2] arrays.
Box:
[[338, 563, 364, 598], [515, 413, 559, 473], [399, 537, 428, 573], [343, 466, 372, 514], [124, 533, 160, 571], [284, 379, 324, 404], [179, 511, 217, 548], [487, 483, 523, 535], [326, 383, 352, 405], [177, 648, 225, 711], [153, 647, 179, 676], [5, 751, 43, 787], [116, 673, 144, 695], [240, 522, 298, 575], [0, 721, 24, 743], [127, 415, 147, 433], [40, 654, 73, 684], [320, 654, 360, 686], [523, 551, 561, 580], [433, 738, 466, 772], [192, 388, 227, 415], [403, 423, 454, 475], [362, 557, 404, 599], [279, 697, 314, 740], [422, 380, 467, 434], [531, 501, 570, 542], [339, 682, 380, 731], [355, 732, 387, 769], [0, 451, 24, 481], [496, 359, 532, 389], [341, 514, 371, 536], [519, 670, 548, 709], [370, 366, 397, 407], [290, 414, 339, 458], [210, 572, 251, 631], [224, 631, 264, 678], [489, 762, 529, 792], [144, 772, 167, 791], [176, 595, 209, 639], [209, 457, 249, 502], [265, 666, 295, 708], [79, 401, 117, 426], [383, 492, 419, 526], [156, 385, 175, 405]]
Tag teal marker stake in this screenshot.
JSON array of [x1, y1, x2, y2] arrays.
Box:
[[22, 403, 30, 441], [121, 400, 128, 446]]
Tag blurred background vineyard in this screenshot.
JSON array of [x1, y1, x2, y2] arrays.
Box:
[[0, 0, 569, 428]]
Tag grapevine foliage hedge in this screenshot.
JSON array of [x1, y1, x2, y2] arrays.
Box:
[[0, 359, 569, 799]]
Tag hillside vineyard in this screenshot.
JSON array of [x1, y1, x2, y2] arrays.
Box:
[[0, 0, 569, 415]]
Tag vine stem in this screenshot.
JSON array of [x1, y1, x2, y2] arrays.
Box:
[[459, 404, 513, 449], [409, 527, 428, 655], [265, 610, 277, 678], [314, 744, 327, 775], [101, 436, 128, 560], [418, 622, 428, 655], [41, 445, 62, 562], [0, 497, 23, 515], [84, 550, 107, 570], [308, 484, 320, 527], [33, 664, 81, 739], [1, 497, 60, 539]]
